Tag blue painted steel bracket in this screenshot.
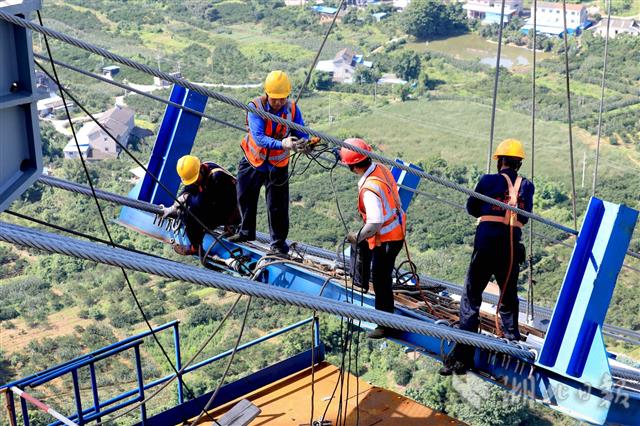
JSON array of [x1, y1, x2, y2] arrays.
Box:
[[390, 158, 422, 212], [536, 197, 638, 424], [0, 0, 43, 212], [137, 84, 208, 207]]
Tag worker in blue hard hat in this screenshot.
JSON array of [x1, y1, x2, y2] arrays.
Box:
[[162, 155, 240, 255], [440, 139, 535, 376]]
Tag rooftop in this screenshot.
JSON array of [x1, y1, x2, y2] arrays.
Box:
[[537, 1, 584, 11]]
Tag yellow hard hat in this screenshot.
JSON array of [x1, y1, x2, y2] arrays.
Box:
[[493, 138, 525, 160], [176, 155, 201, 185], [264, 70, 292, 98]]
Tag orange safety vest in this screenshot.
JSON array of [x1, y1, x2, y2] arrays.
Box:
[[241, 96, 296, 168], [478, 173, 524, 228], [358, 164, 406, 249]]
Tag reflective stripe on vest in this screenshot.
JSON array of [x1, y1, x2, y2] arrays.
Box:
[[477, 173, 524, 228], [241, 96, 295, 168], [358, 164, 406, 249]]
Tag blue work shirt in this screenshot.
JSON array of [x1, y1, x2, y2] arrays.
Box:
[[466, 168, 535, 245], [247, 99, 308, 149]]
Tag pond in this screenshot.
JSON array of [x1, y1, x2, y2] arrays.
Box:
[[406, 33, 552, 69]]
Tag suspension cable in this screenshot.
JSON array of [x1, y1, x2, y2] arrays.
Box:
[[527, 0, 538, 323], [34, 61, 253, 275], [295, 0, 346, 103], [591, 0, 612, 196], [486, 0, 507, 173], [561, 0, 579, 230], [0, 10, 581, 234], [34, 53, 245, 132], [35, 12, 214, 422]]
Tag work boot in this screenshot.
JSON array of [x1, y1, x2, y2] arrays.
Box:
[[173, 244, 197, 256], [367, 326, 387, 339], [438, 360, 470, 376], [227, 233, 251, 243], [267, 247, 290, 259]]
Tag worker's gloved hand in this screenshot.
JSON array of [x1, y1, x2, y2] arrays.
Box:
[[160, 204, 179, 220], [345, 231, 359, 245], [281, 136, 300, 151]]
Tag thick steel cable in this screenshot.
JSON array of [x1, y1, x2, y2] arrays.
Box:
[[527, 0, 538, 323], [591, 0, 612, 197], [189, 297, 251, 426], [33, 53, 246, 132], [100, 295, 243, 425], [561, 0, 579, 231], [34, 12, 214, 422], [486, 0, 507, 174], [4, 221, 640, 382], [0, 221, 537, 359], [34, 61, 253, 276], [295, 0, 346, 103], [0, 11, 582, 235]]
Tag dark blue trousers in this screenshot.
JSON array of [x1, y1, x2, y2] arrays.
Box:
[[236, 157, 289, 253], [447, 234, 521, 367], [182, 192, 240, 249]]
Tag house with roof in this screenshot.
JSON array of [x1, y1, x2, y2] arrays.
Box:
[[522, 1, 590, 36], [315, 48, 373, 84], [463, 0, 522, 24], [64, 105, 135, 160], [591, 17, 640, 38]]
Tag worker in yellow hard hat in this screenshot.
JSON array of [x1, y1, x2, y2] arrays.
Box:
[[162, 155, 240, 255], [440, 139, 535, 376], [229, 70, 312, 256]]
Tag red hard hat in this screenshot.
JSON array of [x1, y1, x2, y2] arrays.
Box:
[[340, 138, 372, 165]]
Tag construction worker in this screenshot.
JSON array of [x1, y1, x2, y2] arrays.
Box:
[[341, 138, 406, 339], [162, 155, 240, 255], [440, 139, 534, 375], [228, 70, 310, 255]]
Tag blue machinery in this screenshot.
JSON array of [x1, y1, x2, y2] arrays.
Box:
[[0, 5, 639, 424]]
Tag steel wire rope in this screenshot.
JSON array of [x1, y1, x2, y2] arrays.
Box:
[[34, 61, 254, 276], [591, 0, 612, 197], [189, 297, 252, 426], [295, 0, 346, 103], [10, 221, 640, 378], [486, 0, 507, 174], [561, 0, 579, 230], [527, 0, 538, 323], [98, 295, 243, 425], [33, 53, 246, 132], [0, 10, 587, 237], [34, 11, 216, 422], [4, 210, 166, 260]]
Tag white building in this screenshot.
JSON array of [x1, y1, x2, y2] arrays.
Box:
[[591, 17, 640, 38], [64, 105, 134, 160], [522, 1, 590, 36], [315, 48, 373, 84], [37, 95, 71, 117], [463, 0, 522, 24]]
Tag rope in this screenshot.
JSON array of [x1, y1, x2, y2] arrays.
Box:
[[486, 0, 507, 173], [527, 0, 538, 323], [35, 13, 215, 422], [0, 10, 581, 235], [34, 61, 253, 275], [591, 0, 612, 197], [295, 0, 346, 103], [561, 0, 579, 231], [34, 53, 246, 132], [0, 221, 538, 359]]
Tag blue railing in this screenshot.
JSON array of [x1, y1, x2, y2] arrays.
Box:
[[2, 317, 320, 426]]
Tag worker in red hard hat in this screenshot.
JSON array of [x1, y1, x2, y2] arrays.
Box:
[[340, 138, 406, 339], [440, 139, 535, 376]]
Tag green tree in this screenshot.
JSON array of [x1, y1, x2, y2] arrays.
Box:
[[402, 0, 467, 40], [353, 65, 380, 84], [312, 71, 333, 90], [393, 51, 421, 81]]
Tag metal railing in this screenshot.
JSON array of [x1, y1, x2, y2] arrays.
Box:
[[2, 317, 319, 426]]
